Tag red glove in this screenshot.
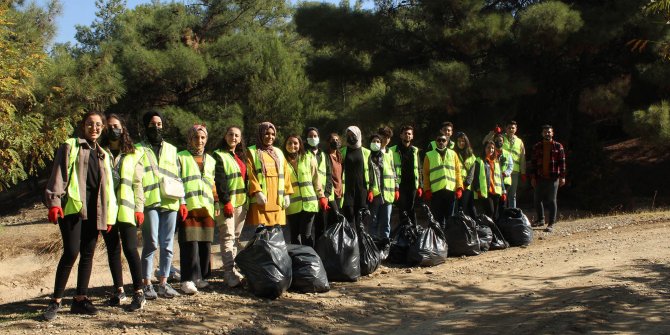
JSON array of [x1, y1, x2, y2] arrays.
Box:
[[477, 191, 483, 199], [501, 194, 507, 202], [416, 187, 423, 198], [423, 190, 432, 202], [455, 188, 463, 199], [394, 190, 400, 202], [367, 191, 374, 203], [48, 206, 64, 224], [521, 174, 527, 183], [494, 126, 502, 134], [106, 225, 113, 233], [135, 212, 144, 226], [223, 202, 234, 218], [179, 204, 188, 220], [319, 197, 330, 211]]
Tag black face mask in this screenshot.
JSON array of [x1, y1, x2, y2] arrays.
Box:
[[146, 127, 163, 144], [347, 136, 357, 146], [330, 140, 340, 150], [494, 140, 503, 149], [108, 128, 122, 141]]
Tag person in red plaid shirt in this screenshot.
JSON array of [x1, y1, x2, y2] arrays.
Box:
[[528, 125, 566, 232]]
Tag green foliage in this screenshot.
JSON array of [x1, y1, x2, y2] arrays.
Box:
[[578, 76, 631, 117], [631, 100, 670, 142], [515, 1, 583, 51]]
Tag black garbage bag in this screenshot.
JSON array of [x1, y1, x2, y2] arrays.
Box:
[[387, 211, 419, 264], [315, 212, 360, 282], [475, 217, 493, 252], [445, 211, 481, 257], [407, 204, 449, 266], [235, 225, 292, 299], [286, 244, 330, 293], [373, 238, 390, 261], [497, 208, 533, 247], [357, 209, 381, 276], [476, 214, 508, 251]]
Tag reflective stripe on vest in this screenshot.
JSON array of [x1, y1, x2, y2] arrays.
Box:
[[425, 149, 457, 192], [213, 150, 247, 208], [499, 151, 512, 185], [475, 158, 503, 199], [458, 153, 476, 191], [502, 135, 523, 173], [63, 138, 118, 225], [115, 150, 142, 225], [371, 150, 397, 203], [389, 145, 419, 189], [136, 141, 180, 211], [179, 151, 216, 218], [340, 147, 371, 195], [286, 155, 319, 215], [247, 145, 286, 207], [306, 150, 327, 191]]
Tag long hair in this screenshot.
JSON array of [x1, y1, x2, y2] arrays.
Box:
[[482, 140, 497, 159], [77, 110, 107, 139], [100, 113, 135, 154], [453, 132, 473, 159], [283, 134, 305, 158], [222, 126, 246, 161], [328, 132, 342, 160]]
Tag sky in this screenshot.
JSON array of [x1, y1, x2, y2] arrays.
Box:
[[51, 0, 358, 44]]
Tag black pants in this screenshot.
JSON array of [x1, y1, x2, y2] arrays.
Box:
[[179, 241, 211, 282], [102, 221, 143, 292], [287, 211, 316, 247], [477, 195, 501, 221], [457, 189, 477, 218], [53, 215, 99, 299], [314, 198, 341, 242], [535, 179, 559, 224], [397, 186, 418, 225], [431, 189, 455, 229]]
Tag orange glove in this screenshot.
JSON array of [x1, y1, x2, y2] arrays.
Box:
[[135, 212, 144, 226], [394, 190, 400, 202], [319, 197, 330, 211], [48, 206, 64, 224], [521, 174, 527, 183], [223, 202, 234, 218], [179, 204, 188, 220], [423, 190, 432, 202], [367, 191, 374, 203], [416, 187, 423, 198], [455, 188, 463, 199], [501, 193, 507, 202], [106, 225, 113, 233], [477, 191, 483, 199]]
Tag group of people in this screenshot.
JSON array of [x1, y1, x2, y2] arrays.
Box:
[[41, 110, 567, 321]]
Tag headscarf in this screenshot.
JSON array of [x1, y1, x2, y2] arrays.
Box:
[[187, 124, 208, 156], [346, 125, 362, 149], [256, 122, 280, 174], [142, 110, 165, 130]]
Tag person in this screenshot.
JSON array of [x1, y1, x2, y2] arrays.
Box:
[[304, 127, 330, 242], [502, 121, 526, 208], [99, 114, 146, 311], [368, 132, 398, 241], [316, 132, 344, 240], [136, 110, 181, 300], [284, 135, 328, 247], [528, 125, 567, 232], [246, 122, 293, 228], [341, 126, 372, 225], [427, 122, 455, 152], [177, 124, 218, 295], [422, 134, 463, 230], [493, 133, 514, 201], [453, 132, 477, 218], [43, 111, 118, 321], [472, 140, 507, 221], [213, 126, 248, 288], [389, 125, 422, 225]]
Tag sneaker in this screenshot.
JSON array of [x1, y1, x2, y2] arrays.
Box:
[[195, 279, 209, 289], [128, 292, 146, 311], [43, 301, 61, 321], [108, 291, 127, 306], [181, 281, 198, 295], [157, 283, 180, 298], [143, 284, 157, 300], [544, 224, 554, 232], [71, 297, 98, 315], [532, 221, 545, 227], [224, 271, 243, 288]]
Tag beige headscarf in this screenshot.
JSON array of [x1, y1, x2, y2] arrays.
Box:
[[256, 122, 280, 174], [187, 124, 208, 156]]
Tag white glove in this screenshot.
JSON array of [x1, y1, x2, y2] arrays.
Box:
[[283, 195, 291, 209], [255, 192, 267, 205]]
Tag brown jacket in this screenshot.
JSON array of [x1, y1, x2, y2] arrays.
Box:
[[45, 138, 114, 230]]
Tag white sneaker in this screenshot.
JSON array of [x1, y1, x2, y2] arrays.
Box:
[[181, 281, 198, 295], [195, 279, 209, 289]]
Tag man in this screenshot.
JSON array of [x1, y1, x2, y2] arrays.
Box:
[[423, 134, 463, 229], [502, 121, 526, 208], [528, 125, 566, 232], [389, 125, 422, 225], [427, 122, 455, 152]]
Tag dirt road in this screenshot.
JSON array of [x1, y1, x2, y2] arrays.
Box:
[[0, 206, 669, 334]]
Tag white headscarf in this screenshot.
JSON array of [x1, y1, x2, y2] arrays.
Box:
[[346, 126, 362, 149]]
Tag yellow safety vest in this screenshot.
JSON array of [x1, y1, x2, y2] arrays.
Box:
[[136, 141, 180, 211], [178, 151, 216, 218], [475, 158, 503, 199], [247, 145, 286, 207], [371, 150, 397, 203], [306, 150, 327, 195], [457, 153, 476, 191], [212, 150, 247, 208], [286, 155, 319, 215], [425, 149, 458, 192], [502, 135, 524, 173], [389, 145, 420, 189], [112, 149, 143, 225], [499, 151, 513, 186]]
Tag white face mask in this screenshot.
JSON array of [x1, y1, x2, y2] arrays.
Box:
[[370, 142, 381, 152], [307, 137, 319, 147]]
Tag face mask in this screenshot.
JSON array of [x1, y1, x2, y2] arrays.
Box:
[[146, 127, 163, 144], [347, 136, 357, 145], [494, 140, 503, 149], [370, 142, 381, 152], [108, 128, 122, 141], [329, 140, 340, 150], [436, 146, 447, 152], [307, 137, 319, 147]]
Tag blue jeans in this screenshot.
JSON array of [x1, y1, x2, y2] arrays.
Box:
[[141, 208, 177, 280], [508, 172, 520, 208], [369, 197, 392, 239]]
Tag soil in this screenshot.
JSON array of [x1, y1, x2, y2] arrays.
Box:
[[0, 203, 669, 335]]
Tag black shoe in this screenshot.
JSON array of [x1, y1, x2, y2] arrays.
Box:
[[71, 298, 98, 315], [108, 291, 127, 306], [532, 221, 545, 227], [43, 301, 61, 321], [128, 292, 146, 311], [544, 224, 554, 232]]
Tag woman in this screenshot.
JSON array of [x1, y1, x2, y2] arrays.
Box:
[[100, 114, 146, 311], [213, 126, 248, 288], [43, 111, 118, 321], [368, 133, 398, 240], [304, 127, 331, 241], [316, 132, 343, 240], [472, 140, 507, 221], [283, 135, 327, 247], [341, 126, 372, 225], [246, 122, 293, 228], [177, 124, 218, 295], [453, 132, 477, 218]]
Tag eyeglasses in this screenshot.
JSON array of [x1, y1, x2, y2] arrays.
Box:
[[436, 138, 447, 143], [85, 122, 104, 129]]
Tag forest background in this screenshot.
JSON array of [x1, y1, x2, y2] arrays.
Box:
[[1, 0, 670, 213]]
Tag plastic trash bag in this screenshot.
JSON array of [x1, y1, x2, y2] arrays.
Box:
[[497, 208, 533, 247], [476, 214, 508, 251], [235, 225, 292, 299], [286, 244, 330, 293], [407, 204, 449, 266], [315, 212, 360, 282], [357, 209, 381, 276], [445, 211, 481, 257], [387, 211, 419, 264], [475, 216, 493, 252]]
